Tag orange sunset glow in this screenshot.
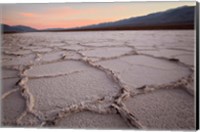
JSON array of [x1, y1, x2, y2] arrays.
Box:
[[2, 2, 195, 29]]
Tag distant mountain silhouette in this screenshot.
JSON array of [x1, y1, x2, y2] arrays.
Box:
[[74, 6, 194, 30], [60, 5, 194, 31], [2, 5, 195, 33], [43, 28, 66, 31], [1, 24, 37, 33]]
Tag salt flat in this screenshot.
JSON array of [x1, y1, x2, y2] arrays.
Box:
[[1, 30, 195, 129]]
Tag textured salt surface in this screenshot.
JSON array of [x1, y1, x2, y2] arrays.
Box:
[[2, 78, 19, 94], [45, 43, 66, 47], [40, 51, 67, 62], [80, 41, 123, 47], [27, 61, 91, 77], [2, 92, 26, 121], [97, 55, 191, 88], [138, 49, 194, 66], [2, 54, 13, 62], [40, 51, 81, 62], [32, 48, 52, 53], [124, 88, 195, 129], [80, 47, 133, 58], [174, 54, 194, 66], [138, 49, 191, 58], [60, 45, 86, 51], [2, 69, 19, 78], [4, 50, 32, 56], [57, 111, 129, 129], [3, 54, 35, 66], [18, 113, 41, 126], [27, 70, 119, 111], [2, 31, 195, 129]]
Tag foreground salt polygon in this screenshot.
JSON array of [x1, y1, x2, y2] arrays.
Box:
[[2, 31, 195, 129]]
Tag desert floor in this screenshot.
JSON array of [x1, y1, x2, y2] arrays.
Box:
[[1, 30, 195, 129]]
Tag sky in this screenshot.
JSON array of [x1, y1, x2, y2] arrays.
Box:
[[1, 1, 196, 29]]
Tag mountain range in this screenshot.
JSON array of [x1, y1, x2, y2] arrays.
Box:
[[2, 24, 37, 33], [75, 5, 194, 31], [1, 5, 195, 33]]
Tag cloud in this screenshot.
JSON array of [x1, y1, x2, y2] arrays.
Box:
[[45, 6, 99, 19], [47, 7, 81, 16], [9, 4, 143, 29], [20, 12, 38, 17], [18, 6, 98, 21]]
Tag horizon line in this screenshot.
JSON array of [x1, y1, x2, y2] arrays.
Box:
[[2, 5, 195, 30]]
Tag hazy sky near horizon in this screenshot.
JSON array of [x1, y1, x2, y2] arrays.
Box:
[[2, 1, 195, 29]]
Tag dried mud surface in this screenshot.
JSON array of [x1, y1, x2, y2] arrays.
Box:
[[1, 31, 195, 129]]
